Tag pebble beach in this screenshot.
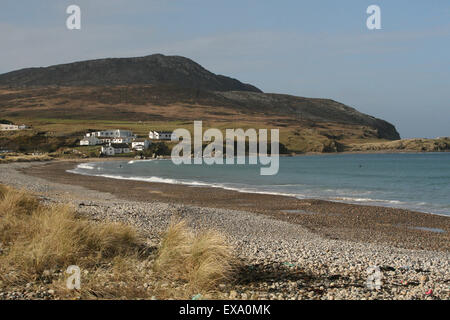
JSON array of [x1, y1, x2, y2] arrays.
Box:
[[0, 161, 449, 300]]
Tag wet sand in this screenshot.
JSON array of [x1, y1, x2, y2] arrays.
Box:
[[21, 160, 450, 252]]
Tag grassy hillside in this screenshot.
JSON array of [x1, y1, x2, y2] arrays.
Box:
[[348, 138, 450, 152], [0, 85, 399, 138], [0, 86, 399, 154]]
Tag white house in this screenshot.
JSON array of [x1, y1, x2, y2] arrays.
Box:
[[0, 124, 18, 131], [101, 145, 115, 156], [149, 130, 175, 140], [101, 143, 131, 156], [132, 140, 151, 151], [88, 130, 134, 138], [0, 123, 29, 131], [80, 135, 100, 146], [98, 137, 133, 144], [98, 138, 112, 144], [112, 137, 133, 144], [83, 129, 135, 146]]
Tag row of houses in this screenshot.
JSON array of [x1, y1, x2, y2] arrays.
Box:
[[86, 129, 135, 138], [81, 130, 136, 146], [81, 129, 173, 156], [0, 123, 29, 131], [80, 135, 135, 146], [81, 130, 175, 145], [99, 140, 153, 156]]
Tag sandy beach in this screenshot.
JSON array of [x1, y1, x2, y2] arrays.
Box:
[[0, 160, 449, 300]]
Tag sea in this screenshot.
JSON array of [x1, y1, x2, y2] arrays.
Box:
[[68, 153, 450, 216]]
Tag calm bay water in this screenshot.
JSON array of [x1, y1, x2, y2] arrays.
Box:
[[69, 153, 450, 216]]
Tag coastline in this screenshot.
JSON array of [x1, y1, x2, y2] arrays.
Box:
[[69, 156, 450, 218], [20, 160, 450, 252], [0, 160, 449, 300]]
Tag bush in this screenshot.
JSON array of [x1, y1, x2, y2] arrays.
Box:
[[150, 142, 171, 156]]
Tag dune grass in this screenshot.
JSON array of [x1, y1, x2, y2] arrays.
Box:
[[154, 220, 234, 292], [0, 185, 234, 299]]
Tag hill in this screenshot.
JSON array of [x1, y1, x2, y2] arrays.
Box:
[[0, 54, 261, 93], [0, 54, 401, 152]]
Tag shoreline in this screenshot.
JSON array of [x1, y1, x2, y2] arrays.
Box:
[[69, 159, 450, 218], [0, 160, 449, 300], [19, 160, 450, 252]]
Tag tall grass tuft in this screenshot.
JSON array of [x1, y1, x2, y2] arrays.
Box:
[[154, 220, 234, 292], [0, 185, 140, 281]]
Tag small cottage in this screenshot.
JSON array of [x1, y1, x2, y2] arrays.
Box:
[[149, 130, 175, 140], [132, 140, 151, 151], [101, 143, 131, 156]]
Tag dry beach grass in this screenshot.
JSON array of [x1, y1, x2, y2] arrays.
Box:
[[154, 220, 234, 292], [0, 184, 235, 299]]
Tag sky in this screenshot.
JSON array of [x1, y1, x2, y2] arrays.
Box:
[[0, 0, 449, 138]]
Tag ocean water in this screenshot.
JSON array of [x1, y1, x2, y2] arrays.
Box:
[[68, 153, 450, 216]]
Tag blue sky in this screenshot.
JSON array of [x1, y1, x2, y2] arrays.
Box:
[[0, 0, 449, 138]]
